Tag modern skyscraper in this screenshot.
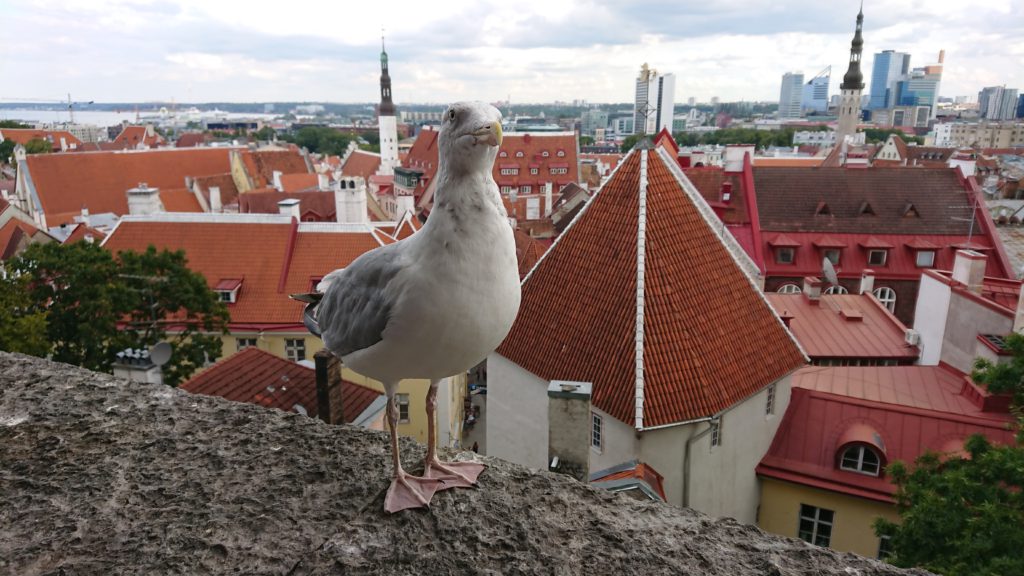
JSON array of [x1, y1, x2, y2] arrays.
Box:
[[836, 5, 865, 148], [633, 64, 676, 135], [801, 67, 830, 114], [979, 86, 1021, 120], [778, 72, 804, 118], [377, 36, 399, 176], [868, 50, 910, 109]]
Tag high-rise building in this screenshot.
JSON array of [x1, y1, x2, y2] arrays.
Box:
[[801, 67, 830, 114], [633, 64, 676, 135], [836, 6, 865, 148], [778, 72, 804, 118], [979, 86, 1020, 120], [868, 50, 910, 109], [580, 109, 609, 136], [377, 36, 399, 176]]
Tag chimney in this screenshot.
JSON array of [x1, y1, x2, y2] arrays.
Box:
[[778, 309, 794, 328], [209, 186, 222, 213], [952, 250, 987, 293], [335, 178, 369, 224], [547, 381, 592, 481], [854, 270, 873, 295], [112, 348, 163, 385], [80, 207, 90, 227], [803, 277, 823, 303], [544, 182, 553, 218], [126, 183, 163, 216], [272, 170, 284, 192], [720, 181, 733, 204], [59, 137, 68, 152], [314, 350, 345, 425], [723, 146, 753, 173], [278, 198, 301, 220], [317, 173, 330, 191]]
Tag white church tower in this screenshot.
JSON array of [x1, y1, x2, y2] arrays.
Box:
[[377, 35, 399, 176], [835, 4, 865, 151]]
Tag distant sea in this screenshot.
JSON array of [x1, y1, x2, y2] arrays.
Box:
[[0, 109, 277, 127]]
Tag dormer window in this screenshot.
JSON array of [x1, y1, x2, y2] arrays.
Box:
[[867, 249, 888, 266], [839, 445, 881, 476], [515, 151, 524, 158], [542, 150, 550, 157], [823, 249, 840, 265], [776, 247, 795, 264], [214, 278, 242, 304], [557, 150, 565, 157], [499, 151, 508, 158]]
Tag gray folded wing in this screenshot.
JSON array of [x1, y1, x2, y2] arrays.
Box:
[[315, 247, 404, 358]]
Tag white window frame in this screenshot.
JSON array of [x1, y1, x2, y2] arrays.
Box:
[[823, 285, 848, 295], [915, 250, 935, 268], [521, 185, 532, 194], [397, 393, 410, 423], [765, 383, 776, 415], [500, 185, 513, 194], [542, 150, 550, 157], [591, 412, 603, 451], [557, 150, 565, 157], [873, 286, 897, 313], [839, 444, 882, 476], [500, 168, 519, 176], [798, 504, 835, 547], [530, 168, 538, 175], [777, 283, 802, 294], [867, 249, 888, 266], [285, 338, 306, 362], [236, 337, 257, 351], [515, 150, 524, 158], [776, 247, 795, 264]]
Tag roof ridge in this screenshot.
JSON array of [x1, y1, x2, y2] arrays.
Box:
[[634, 150, 649, 431]]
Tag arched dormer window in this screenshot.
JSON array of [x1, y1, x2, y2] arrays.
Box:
[[839, 445, 882, 476]]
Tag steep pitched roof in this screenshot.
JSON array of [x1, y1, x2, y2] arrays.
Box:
[[0, 128, 83, 151], [113, 125, 164, 149], [25, 147, 237, 225], [0, 219, 40, 260], [493, 132, 580, 190], [243, 149, 310, 188], [279, 173, 320, 193], [175, 132, 209, 148], [182, 347, 381, 422], [497, 148, 805, 428], [340, 150, 382, 182], [512, 228, 548, 279], [191, 173, 240, 209]]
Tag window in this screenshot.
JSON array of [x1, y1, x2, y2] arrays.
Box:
[[823, 249, 840, 265], [530, 167, 538, 175], [873, 286, 897, 313], [915, 250, 935, 267], [557, 150, 565, 157], [521, 185, 532, 194], [867, 249, 888, 266], [798, 504, 835, 547], [500, 168, 518, 176], [218, 291, 233, 302], [397, 393, 410, 423], [542, 150, 549, 157], [499, 151, 507, 157], [285, 338, 306, 362], [776, 247, 795, 264], [777, 283, 802, 294], [710, 417, 722, 447], [515, 151, 524, 158], [765, 383, 776, 415], [500, 186, 513, 194], [591, 413, 603, 450], [840, 445, 881, 476], [549, 167, 567, 175], [823, 285, 848, 295], [236, 338, 257, 351]]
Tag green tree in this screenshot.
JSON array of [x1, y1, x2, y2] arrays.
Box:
[[282, 127, 353, 156], [579, 135, 594, 146], [863, 128, 924, 146], [620, 134, 642, 152], [0, 273, 49, 357], [0, 139, 15, 164], [0, 120, 30, 129], [254, 126, 276, 141], [23, 138, 52, 154], [9, 242, 229, 386]]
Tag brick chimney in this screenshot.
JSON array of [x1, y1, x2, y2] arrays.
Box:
[[952, 250, 987, 293], [277, 198, 301, 220], [314, 350, 345, 425], [126, 183, 163, 216], [547, 381, 592, 482], [859, 269, 875, 294], [802, 277, 822, 303]]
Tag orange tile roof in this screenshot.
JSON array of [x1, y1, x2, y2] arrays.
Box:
[[239, 191, 336, 221], [0, 128, 83, 151], [279, 172, 320, 192], [392, 211, 422, 240], [752, 157, 824, 167], [0, 219, 40, 260], [590, 460, 667, 501], [493, 132, 580, 190], [182, 347, 382, 422], [497, 148, 806, 428], [340, 150, 382, 182], [159, 188, 203, 212], [25, 147, 237, 225], [243, 149, 311, 188], [113, 125, 164, 148], [63, 223, 106, 245], [512, 229, 547, 279], [191, 173, 240, 208], [103, 216, 385, 327], [174, 132, 208, 148]]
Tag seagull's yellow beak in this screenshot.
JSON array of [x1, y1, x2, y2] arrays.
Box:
[[473, 122, 502, 147]]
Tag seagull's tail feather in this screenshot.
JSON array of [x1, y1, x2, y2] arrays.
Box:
[[290, 292, 323, 337]]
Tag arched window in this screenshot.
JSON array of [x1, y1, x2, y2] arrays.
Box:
[[777, 283, 802, 294], [839, 445, 881, 476], [873, 287, 896, 313], [824, 285, 848, 295]]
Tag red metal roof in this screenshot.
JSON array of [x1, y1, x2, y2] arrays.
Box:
[[757, 365, 1017, 503], [497, 149, 805, 428], [765, 293, 917, 361], [182, 347, 381, 422]]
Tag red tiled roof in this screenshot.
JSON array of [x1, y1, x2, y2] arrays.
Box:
[[683, 167, 749, 225], [0, 219, 40, 260], [0, 128, 83, 151], [175, 132, 209, 148], [512, 228, 547, 279], [341, 150, 382, 182], [103, 216, 384, 327], [752, 157, 824, 167], [279, 172, 320, 192], [113, 125, 164, 148], [765, 293, 917, 361], [25, 148, 237, 225], [497, 148, 805, 428], [757, 365, 1016, 502], [182, 347, 382, 422], [191, 173, 240, 209], [243, 149, 310, 188], [591, 461, 667, 501], [62, 223, 106, 245], [159, 188, 203, 212], [238, 191, 337, 222], [392, 211, 422, 241]]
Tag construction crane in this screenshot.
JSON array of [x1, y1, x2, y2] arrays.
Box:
[[1, 94, 94, 123]]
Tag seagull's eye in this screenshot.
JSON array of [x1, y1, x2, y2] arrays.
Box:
[[448, 109, 457, 122]]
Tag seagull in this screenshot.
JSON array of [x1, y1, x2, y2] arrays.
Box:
[[293, 101, 521, 513]]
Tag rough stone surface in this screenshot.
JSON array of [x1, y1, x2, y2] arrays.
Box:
[[0, 352, 932, 576]]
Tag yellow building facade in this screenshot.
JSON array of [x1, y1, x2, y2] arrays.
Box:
[[758, 478, 899, 559]]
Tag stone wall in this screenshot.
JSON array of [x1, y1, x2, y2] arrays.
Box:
[[0, 352, 930, 576]]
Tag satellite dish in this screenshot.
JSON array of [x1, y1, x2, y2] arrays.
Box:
[[822, 257, 839, 287], [149, 342, 172, 367]]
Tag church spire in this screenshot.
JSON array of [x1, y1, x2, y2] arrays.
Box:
[[841, 3, 865, 90], [379, 30, 395, 117]]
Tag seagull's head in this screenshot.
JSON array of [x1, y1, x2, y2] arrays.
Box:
[[439, 101, 503, 177]]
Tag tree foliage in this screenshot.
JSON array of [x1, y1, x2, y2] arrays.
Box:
[[254, 126, 276, 141], [864, 128, 924, 146], [23, 138, 53, 154], [0, 273, 49, 357], [281, 127, 353, 156], [0, 120, 30, 128], [6, 242, 229, 386], [672, 127, 802, 150]]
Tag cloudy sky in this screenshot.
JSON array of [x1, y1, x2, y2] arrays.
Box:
[[2, 0, 1022, 105]]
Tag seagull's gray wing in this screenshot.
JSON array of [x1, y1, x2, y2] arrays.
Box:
[[316, 246, 404, 358]]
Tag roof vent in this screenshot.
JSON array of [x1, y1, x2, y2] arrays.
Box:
[[902, 203, 920, 218], [858, 201, 875, 216], [815, 201, 831, 216]]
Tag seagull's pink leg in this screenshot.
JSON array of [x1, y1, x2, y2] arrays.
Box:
[[422, 379, 485, 489], [383, 385, 440, 513]]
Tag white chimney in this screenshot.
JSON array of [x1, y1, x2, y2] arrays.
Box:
[[278, 198, 301, 220], [317, 173, 330, 191], [209, 186, 222, 213], [802, 277, 822, 303], [126, 183, 163, 216], [859, 269, 875, 294], [80, 207, 90, 227], [335, 178, 369, 224], [59, 137, 68, 152], [544, 182, 553, 217], [272, 170, 284, 192], [952, 250, 987, 293], [723, 145, 753, 173]]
